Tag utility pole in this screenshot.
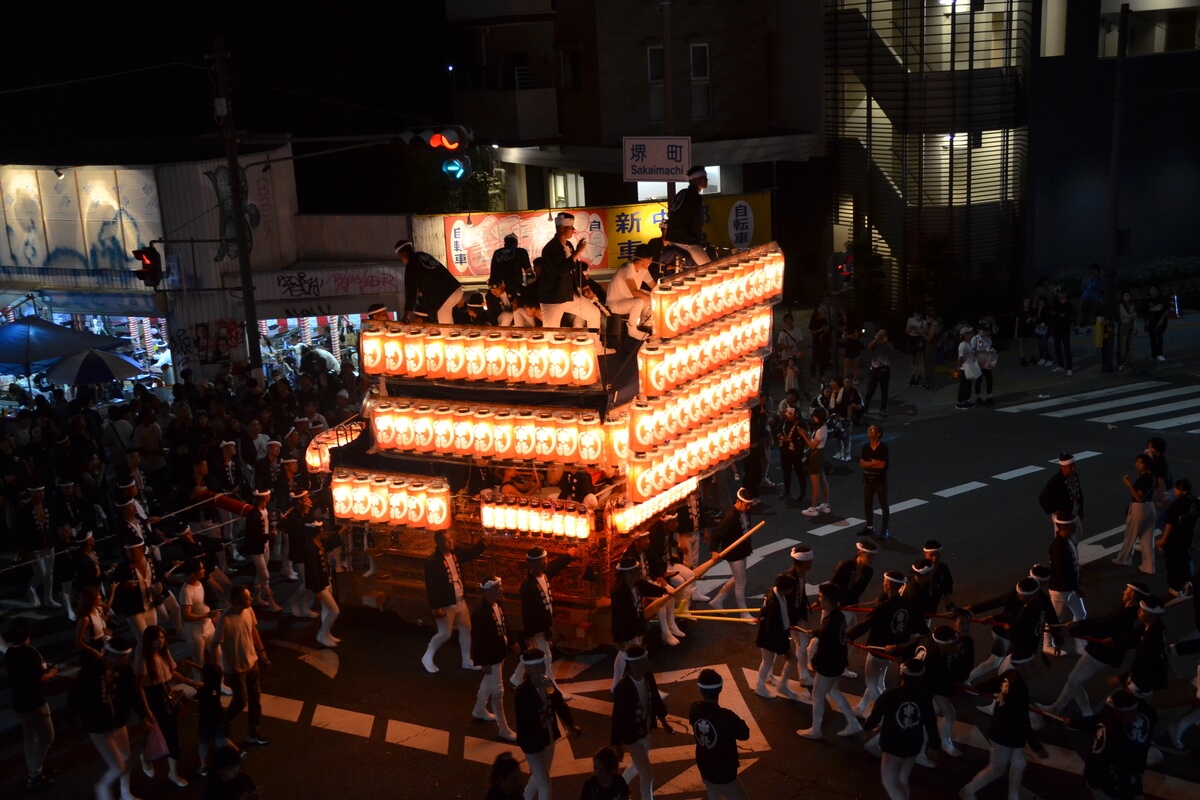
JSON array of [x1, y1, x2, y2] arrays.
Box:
[[212, 38, 263, 374], [661, 1, 676, 208], [1101, 5, 1129, 373]]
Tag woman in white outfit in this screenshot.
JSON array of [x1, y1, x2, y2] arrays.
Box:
[[1114, 454, 1156, 574], [178, 559, 219, 682]]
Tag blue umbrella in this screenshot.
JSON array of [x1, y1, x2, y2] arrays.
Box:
[[44, 349, 145, 386], [0, 316, 126, 375]]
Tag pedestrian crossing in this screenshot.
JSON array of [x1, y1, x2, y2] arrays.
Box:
[[1000, 380, 1200, 432]]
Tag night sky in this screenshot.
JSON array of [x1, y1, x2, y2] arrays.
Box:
[[2, 1, 456, 211]]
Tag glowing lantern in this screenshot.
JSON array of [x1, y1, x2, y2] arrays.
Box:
[[369, 477, 390, 523], [351, 477, 371, 521], [516, 498, 530, 533], [492, 411, 514, 459], [388, 479, 409, 525], [513, 410, 537, 458], [403, 331, 426, 377], [393, 402, 415, 450], [562, 507, 576, 539], [464, 332, 487, 380], [528, 499, 543, 534], [472, 409, 495, 457], [305, 435, 329, 473], [555, 412, 579, 461], [425, 481, 451, 530], [569, 335, 598, 385], [538, 500, 553, 534], [630, 401, 656, 453], [526, 334, 549, 383], [406, 481, 427, 527], [444, 332, 467, 380], [362, 325, 384, 374], [547, 335, 571, 385], [604, 414, 630, 467], [628, 454, 656, 503], [433, 406, 455, 452], [480, 491, 495, 528], [452, 407, 475, 456], [503, 497, 518, 531], [424, 331, 447, 380], [551, 503, 565, 537], [638, 346, 667, 397], [332, 472, 353, 519], [576, 507, 591, 540], [505, 332, 529, 381], [577, 415, 602, 464], [534, 412, 557, 459], [383, 330, 405, 374], [484, 333, 507, 381], [373, 403, 396, 449], [412, 405, 435, 452]]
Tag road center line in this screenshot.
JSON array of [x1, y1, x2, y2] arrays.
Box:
[[875, 498, 927, 514], [992, 465, 1044, 481], [808, 517, 866, 536], [933, 481, 987, 498], [1045, 450, 1102, 462]]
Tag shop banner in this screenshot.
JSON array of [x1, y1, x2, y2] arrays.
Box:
[[439, 191, 771, 278]]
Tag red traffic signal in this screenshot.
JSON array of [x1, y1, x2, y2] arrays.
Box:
[[395, 126, 472, 150], [131, 245, 163, 288]]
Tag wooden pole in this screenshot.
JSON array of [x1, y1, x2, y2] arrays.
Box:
[[643, 521, 765, 618]]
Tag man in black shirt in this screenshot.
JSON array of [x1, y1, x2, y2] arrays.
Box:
[[862, 659, 939, 800], [1047, 287, 1075, 375], [1039, 452, 1085, 539], [610, 557, 668, 692], [539, 212, 601, 330], [489, 233, 535, 309], [470, 576, 517, 741], [1070, 689, 1153, 799], [709, 488, 756, 619], [511, 547, 573, 692], [396, 239, 464, 324], [796, 582, 862, 740], [4, 619, 57, 790], [848, 571, 924, 716], [859, 424, 890, 539], [611, 645, 672, 800], [668, 166, 711, 265], [1158, 478, 1198, 598], [1048, 512, 1087, 655], [830, 540, 877, 625], [690, 669, 750, 800]]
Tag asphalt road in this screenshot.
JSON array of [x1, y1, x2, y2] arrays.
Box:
[[3, 374, 1200, 799]]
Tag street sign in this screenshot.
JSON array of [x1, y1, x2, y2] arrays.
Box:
[[622, 136, 691, 182]]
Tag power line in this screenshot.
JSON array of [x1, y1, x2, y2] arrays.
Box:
[[0, 61, 207, 96], [231, 76, 441, 127]]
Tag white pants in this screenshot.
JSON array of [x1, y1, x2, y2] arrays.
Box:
[[523, 740, 555, 800], [678, 243, 711, 266], [184, 622, 215, 681], [89, 725, 133, 800], [704, 779, 749, 800], [436, 287, 464, 324], [784, 630, 812, 684], [541, 296, 602, 329], [426, 599, 472, 666], [609, 297, 650, 338], [1048, 651, 1106, 716], [758, 649, 784, 688], [474, 663, 514, 735], [622, 736, 655, 800], [513, 307, 539, 327], [316, 587, 339, 641], [511, 632, 562, 689], [1047, 589, 1087, 651], [251, 554, 274, 598], [810, 673, 856, 733], [858, 653, 890, 711], [677, 533, 700, 569], [931, 693, 956, 746], [1117, 501, 1155, 573], [962, 743, 1027, 799], [880, 753, 916, 800], [714, 559, 748, 615]]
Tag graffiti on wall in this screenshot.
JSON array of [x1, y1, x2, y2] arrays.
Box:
[[203, 165, 261, 262]]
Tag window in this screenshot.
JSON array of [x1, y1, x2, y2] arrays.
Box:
[[647, 45, 664, 123], [636, 166, 721, 202], [690, 43, 711, 121]]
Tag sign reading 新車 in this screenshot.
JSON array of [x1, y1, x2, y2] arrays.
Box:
[[622, 136, 691, 182]]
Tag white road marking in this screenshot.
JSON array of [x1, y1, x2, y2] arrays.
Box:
[[808, 517, 866, 536], [1137, 411, 1200, 430], [933, 481, 988, 498], [312, 704, 374, 738], [876, 498, 928, 514], [464, 734, 523, 768], [386, 719, 450, 755], [260, 692, 305, 723], [1077, 525, 1126, 565], [998, 381, 1165, 412], [656, 760, 759, 796], [746, 537, 801, 569], [1045, 451, 1102, 462], [1042, 386, 1200, 418], [1088, 396, 1200, 423], [992, 465, 1045, 481]]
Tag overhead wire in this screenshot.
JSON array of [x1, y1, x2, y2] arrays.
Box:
[[0, 61, 208, 96]]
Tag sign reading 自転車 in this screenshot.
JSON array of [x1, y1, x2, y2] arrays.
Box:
[[622, 136, 691, 182]]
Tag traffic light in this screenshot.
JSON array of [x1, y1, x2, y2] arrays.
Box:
[[441, 156, 472, 181], [395, 126, 473, 151], [131, 245, 163, 288]]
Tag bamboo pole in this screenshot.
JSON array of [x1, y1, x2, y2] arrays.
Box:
[[643, 521, 765, 618]]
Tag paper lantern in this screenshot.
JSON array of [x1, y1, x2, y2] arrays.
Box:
[[551, 503, 566, 537], [576, 507, 591, 540], [480, 491, 496, 528], [538, 500, 553, 534], [627, 454, 656, 503], [332, 472, 353, 519], [393, 402, 416, 450], [444, 331, 467, 380], [528, 498, 543, 534], [464, 331, 487, 380], [503, 497, 518, 531], [452, 407, 475, 456], [412, 405, 435, 452], [383, 330, 405, 375], [403, 331, 426, 377], [630, 401, 656, 453], [492, 411, 514, 459], [433, 406, 455, 452], [555, 412, 579, 461], [484, 333, 507, 381], [562, 507, 576, 539], [472, 409, 495, 457], [547, 335, 571, 385], [505, 332, 529, 382], [513, 410, 537, 459], [638, 346, 667, 397], [526, 333, 550, 383], [373, 403, 396, 449], [516, 498, 530, 533], [534, 412, 557, 459], [577, 415, 602, 464], [569, 335, 598, 385], [604, 414, 630, 467], [426, 481, 451, 530], [388, 478, 409, 526], [305, 436, 328, 473], [351, 477, 372, 521], [369, 477, 390, 523], [406, 481, 427, 527], [424, 331, 447, 380], [361, 325, 384, 375]]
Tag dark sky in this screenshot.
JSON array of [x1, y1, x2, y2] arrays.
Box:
[[2, 0, 454, 201]]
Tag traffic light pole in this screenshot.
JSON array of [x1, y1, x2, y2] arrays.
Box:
[[213, 38, 263, 374]]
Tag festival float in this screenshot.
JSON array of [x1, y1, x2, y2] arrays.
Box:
[[307, 243, 783, 649]]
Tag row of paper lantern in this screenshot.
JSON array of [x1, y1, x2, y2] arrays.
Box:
[[360, 325, 600, 386], [608, 476, 699, 534], [479, 490, 593, 540], [651, 250, 783, 340], [628, 361, 762, 453], [304, 425, 364, 475], [626, 409, 751, 503], [638, 305, 773, 397], [331, 472, 452, 531], [370, 401, 616, 466]]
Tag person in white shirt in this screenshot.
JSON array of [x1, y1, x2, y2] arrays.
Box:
[[101, 405, 135, 476], [776, 313, 808, 398], [797, 407, 832, 517], [606, 246, 657, 340]]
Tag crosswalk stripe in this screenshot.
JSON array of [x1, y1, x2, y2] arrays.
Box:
[[1189, 429, 1200, 435], [1137, 411, 1200, 430], [1042, 386, 1200, 418], [1088, 396, 1200, 423], [1045, 451, 1102, 463], [933, 481, 987, 498], [992, 465, 1045, 480], [809, 517, 866, 536], [875, 498, 928, 514], [997, 381, 1166, 412]]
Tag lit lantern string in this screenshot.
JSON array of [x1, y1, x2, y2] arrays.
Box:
[[331, 470, 453, 532]]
